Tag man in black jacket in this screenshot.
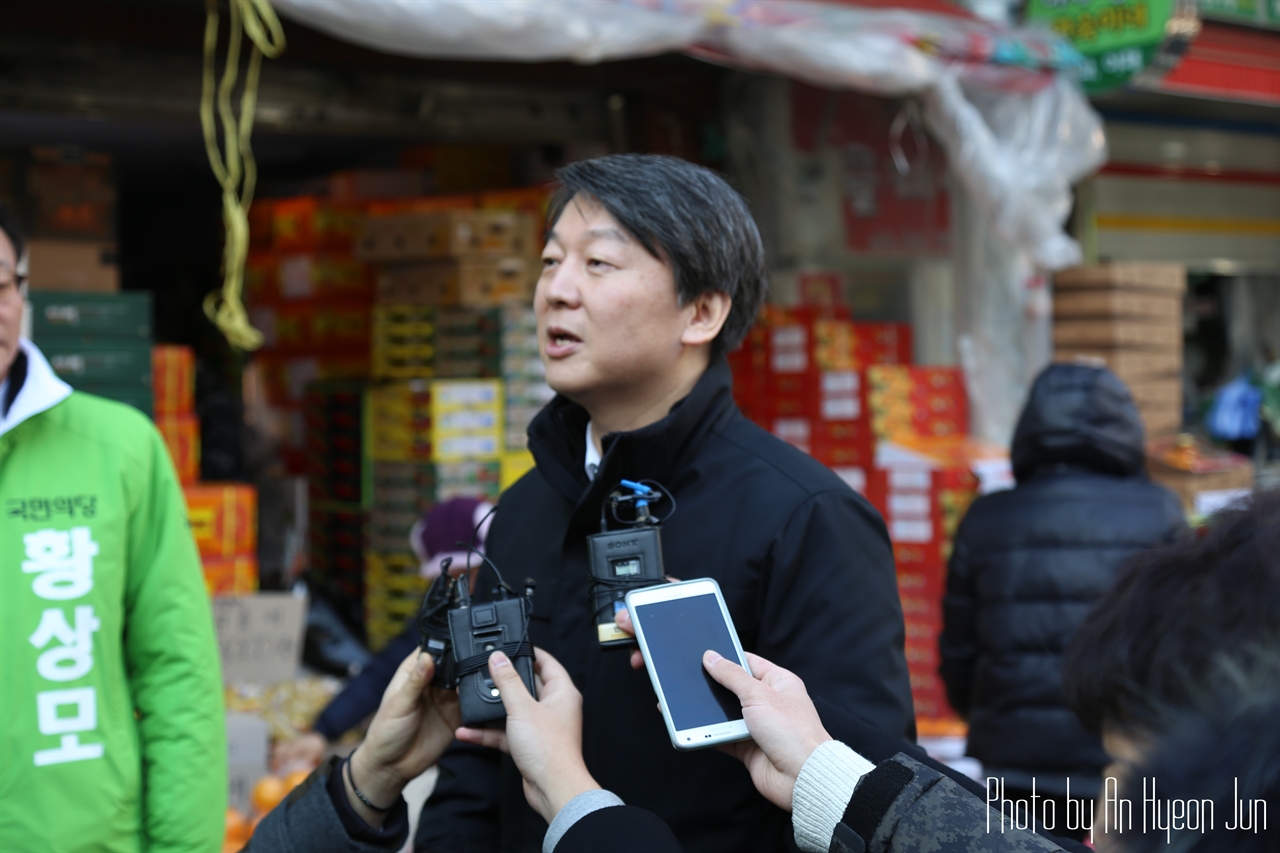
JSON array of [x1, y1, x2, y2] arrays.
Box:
[[418, 154, 913, 852], [939, 363, 1186, 839]]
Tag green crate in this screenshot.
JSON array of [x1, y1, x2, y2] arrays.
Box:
[[30, 292, 152, 339], [74, 383, 154, 418], [40, 338, 152, 387]]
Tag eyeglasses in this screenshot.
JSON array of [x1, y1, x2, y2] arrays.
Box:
[[0, 269, 27, 294]]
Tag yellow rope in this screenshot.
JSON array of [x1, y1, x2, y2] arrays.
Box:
[[200, 0, 285, 351]]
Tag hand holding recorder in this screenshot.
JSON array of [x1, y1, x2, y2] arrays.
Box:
[[344, 651, 461, 827], [455, 648, 602, 824]]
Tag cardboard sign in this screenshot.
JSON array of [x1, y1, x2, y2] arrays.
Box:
[[213, 593, 307, 686]]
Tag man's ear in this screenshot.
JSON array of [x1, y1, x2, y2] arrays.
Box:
[[681, 290, 732, 348]]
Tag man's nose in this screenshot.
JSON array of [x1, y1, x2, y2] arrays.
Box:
[[541, 262, 582, 308]]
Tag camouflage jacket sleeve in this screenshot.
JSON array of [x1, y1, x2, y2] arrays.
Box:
[[846, 754, 1067, 853]]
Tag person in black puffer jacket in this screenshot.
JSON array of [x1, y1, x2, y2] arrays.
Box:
[[938, 362, 1186, 841]]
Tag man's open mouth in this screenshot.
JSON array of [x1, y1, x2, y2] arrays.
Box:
[[548, 327, 582, 347]]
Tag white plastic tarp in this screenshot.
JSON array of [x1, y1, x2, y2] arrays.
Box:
[[270, 0, 1106, 271]]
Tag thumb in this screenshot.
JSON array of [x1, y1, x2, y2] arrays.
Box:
[[383, 651, 434, 717], [703, 650, 757, 700], [488, 651, 533, 713]]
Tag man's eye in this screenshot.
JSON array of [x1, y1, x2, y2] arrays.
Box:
[[587, 258, 612, 270], [541, 257, 559, 268]]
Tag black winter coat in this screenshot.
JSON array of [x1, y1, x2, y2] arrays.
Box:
[[417, 357, 914, 853], [938, 364, 1186, 797]]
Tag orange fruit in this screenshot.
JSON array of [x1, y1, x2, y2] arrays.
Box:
[[224, 807, 250, 845], [283, 769, 311, 790], [250, 775, 289, 815]]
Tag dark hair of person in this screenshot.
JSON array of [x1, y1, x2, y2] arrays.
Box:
[[1063, 488, 1280, 736], [546, 154, 768, 357], [1121, 669, 1280, 853], [0, 205, 25, 266]]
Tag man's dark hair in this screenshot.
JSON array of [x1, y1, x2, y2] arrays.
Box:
[[0, 204, 25, 265], [547, 154, 767, 357], [1063, 488, 1280, 735], [1123, 676, 1280, 853]]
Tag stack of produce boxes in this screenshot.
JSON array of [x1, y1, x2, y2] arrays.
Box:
[[863, 439, 978, 733], [357, 200, 535, 648], [364, 379, 435, 651], [245, 197, 373, 473], [729, 303, 978, 732], [185, 482, 258, 596], [729, 306, 912, 494], [304, 381, 366, 629], [500, 304, 553, 454], [15, 146, 121, 294], [1052, 263, 1186, 437], [153, 345, 200, 488], [156, 346, 259, 596], [29, 291, 153, 416], [863, 369, 974, 734], [363, 377, 505, 651]]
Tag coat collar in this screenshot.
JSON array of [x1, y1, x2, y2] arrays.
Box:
[[0, 338, 73, 438], [526, 356, 738, 506]]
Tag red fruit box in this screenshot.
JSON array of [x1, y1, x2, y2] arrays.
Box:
[[904, 639, 940, 671], [757, 370, 868, 422], [767, 416, 866, 459], [275, 254, 372, 302], [202, 555, 258, 596], [184, 484, 257, 559], [271, 197, 365, 253], [903, 617, 941, 645], [852, 322, 913, 367], [899, 592, 942, 625], [867, 366, 968, 441], [244, 252, 279, 304], [911, 686, 959, 724], [157, 413, 200, 486], [897, 562, 945, 600], [152, 345, 195, 417]]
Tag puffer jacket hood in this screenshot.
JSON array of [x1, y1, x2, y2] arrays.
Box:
[[1011, 363, 1146, 483]]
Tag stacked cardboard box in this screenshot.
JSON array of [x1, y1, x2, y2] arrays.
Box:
[[867, 367, 968, 442], [1146, 435, 1254, 517], [154, 345, 199, 485], [729, 300, 975, 732], [500, 304, 553, 451], [729, 306, 913, 492], [11, 147, 121, 294], [357, 208, 540, 309], [364, 380, 434, 650], [1053, 263, 1186, 437], [184, 483, 258, 596], [303, 381, 366, 629], [245, 197, 374, 473], [30, 291, 153, 417]]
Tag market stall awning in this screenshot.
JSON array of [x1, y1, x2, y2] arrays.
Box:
[[1156, 21, 1280, 107], [267, 0, 1106, 271]]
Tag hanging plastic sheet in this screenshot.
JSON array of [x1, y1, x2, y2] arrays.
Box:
[[269, 0, 1105, 271]]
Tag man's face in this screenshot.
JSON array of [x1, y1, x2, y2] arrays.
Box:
[[536, 196, 692, 411], [0, 231, 23, 382]]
